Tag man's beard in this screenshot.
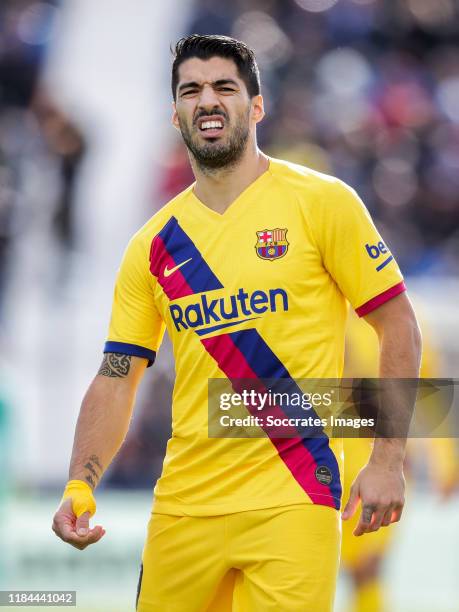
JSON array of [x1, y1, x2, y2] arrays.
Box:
[[178, 110, 250, 171]]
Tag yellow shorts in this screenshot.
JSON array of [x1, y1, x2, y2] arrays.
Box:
[[137, 504, 341, 612]]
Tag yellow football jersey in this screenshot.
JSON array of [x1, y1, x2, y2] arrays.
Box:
[[104, 157, 405, 516]]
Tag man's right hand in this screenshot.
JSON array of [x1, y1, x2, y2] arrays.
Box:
[[52, 498, 105, 550]]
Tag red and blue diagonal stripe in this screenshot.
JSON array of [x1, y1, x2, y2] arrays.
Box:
[[202, 329, 342, 509], [149, 216, 341, 508], [150, 216, 223, 299]]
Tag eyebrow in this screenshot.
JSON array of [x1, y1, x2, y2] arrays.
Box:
[[178, 79, 239, 93]]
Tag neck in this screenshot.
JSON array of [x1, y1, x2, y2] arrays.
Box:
[[191, 142, 270, 214]]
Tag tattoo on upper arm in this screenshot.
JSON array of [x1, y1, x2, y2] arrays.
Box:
[[83, 455, 103, 489], [98, 353, 132, 377]]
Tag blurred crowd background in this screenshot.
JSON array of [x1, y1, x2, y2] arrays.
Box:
[[161, 0, 459, 275], [1, 0, 458, 610]]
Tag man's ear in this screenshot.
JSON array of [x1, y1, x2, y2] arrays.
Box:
[[172, 102, 180, 131], [251, 94, 265, 124]]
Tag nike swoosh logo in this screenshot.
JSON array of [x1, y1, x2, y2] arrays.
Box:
[[163, 258, 192, 278]]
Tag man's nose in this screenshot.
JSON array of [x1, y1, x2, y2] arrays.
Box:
[[197, 84, 220, 110]]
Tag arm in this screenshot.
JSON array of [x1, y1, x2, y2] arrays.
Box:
[[52, 353, 147, 549], [342, 292, 422, 535], [70, 353, 147, 486]]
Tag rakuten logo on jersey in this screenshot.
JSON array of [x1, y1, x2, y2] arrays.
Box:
[[169, 287, 288, 333], [365, 241, 394, 271]]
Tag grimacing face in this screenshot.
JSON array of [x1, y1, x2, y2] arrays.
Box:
[[172, 56, 264, 171]]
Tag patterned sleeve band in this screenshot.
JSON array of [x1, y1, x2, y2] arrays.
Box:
[[355, 281, 407, 317], [103, 341, 157, 367]]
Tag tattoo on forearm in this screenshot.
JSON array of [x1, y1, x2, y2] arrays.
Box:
[[89, 455, 102, 470], [85, 474, 96, 488], [84, 462, 98, 479], [98, 353, 132, 377], [83, 455, 103, 489]]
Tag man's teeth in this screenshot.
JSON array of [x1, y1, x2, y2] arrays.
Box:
[[201, 120, 223, 130]]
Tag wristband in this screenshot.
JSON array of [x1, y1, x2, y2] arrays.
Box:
[[61, 479, 97, 518]]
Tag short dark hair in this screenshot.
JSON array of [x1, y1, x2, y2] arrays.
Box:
[[171, 34, 261, 101]]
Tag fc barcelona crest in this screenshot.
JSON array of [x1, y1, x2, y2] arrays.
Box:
[[255, 228, 289, 261]]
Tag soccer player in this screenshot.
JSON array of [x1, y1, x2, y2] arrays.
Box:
[[52, 35, 422, 611]]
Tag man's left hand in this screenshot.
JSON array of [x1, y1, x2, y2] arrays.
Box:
[[341, 461, 405, 536]]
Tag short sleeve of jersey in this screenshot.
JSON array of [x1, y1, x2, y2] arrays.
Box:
[[104, 235, 165, 366], [315, 179, 405, 316]]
